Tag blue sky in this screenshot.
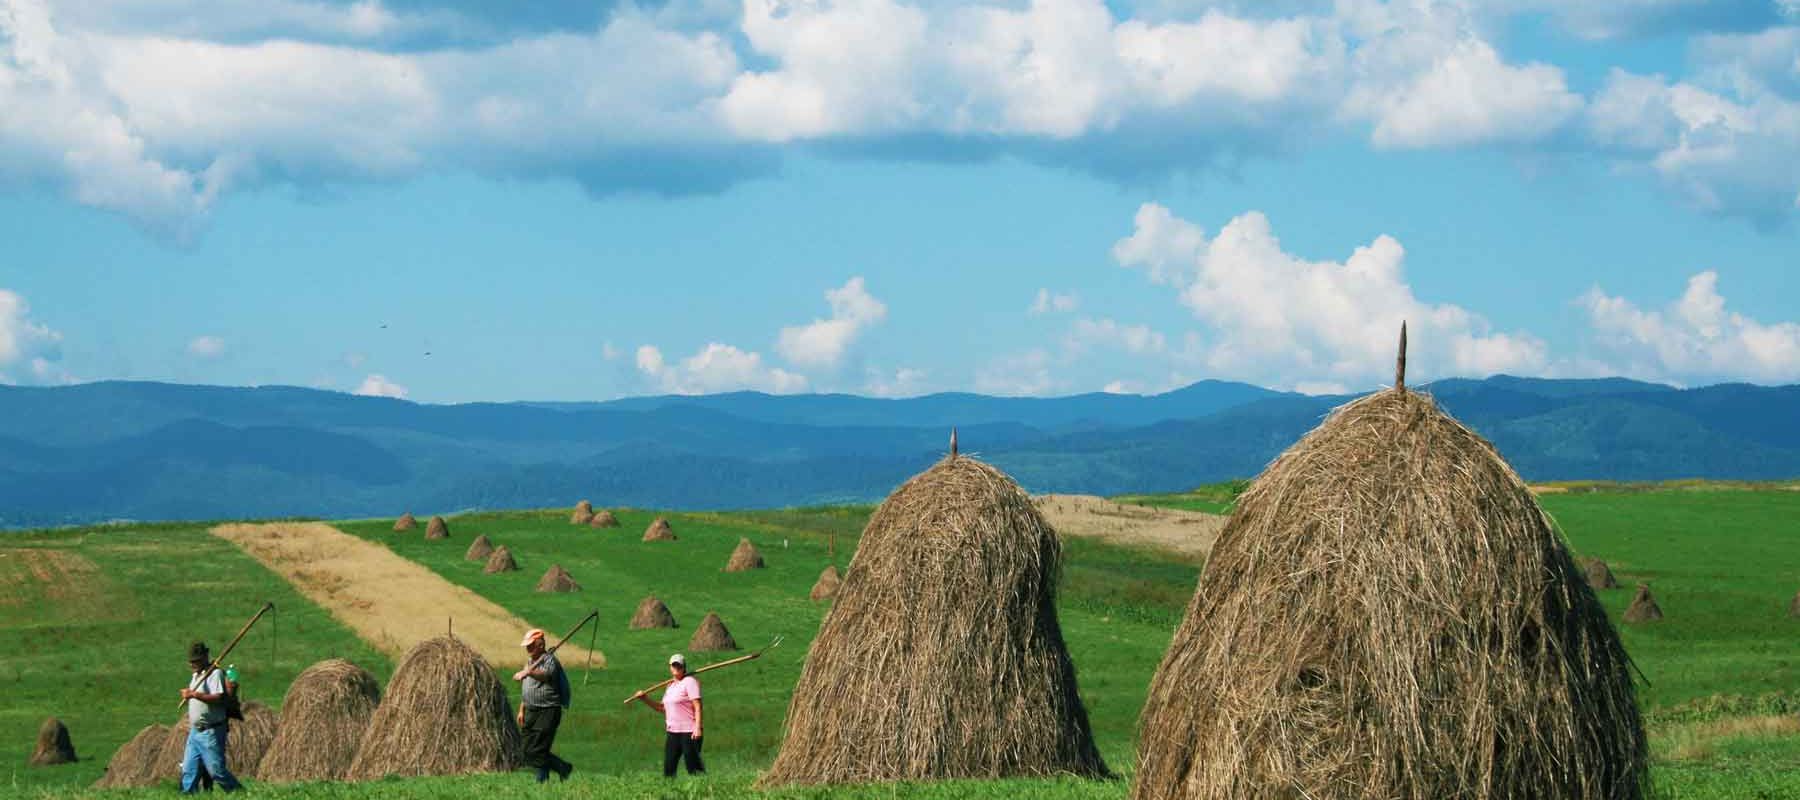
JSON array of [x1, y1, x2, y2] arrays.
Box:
[[2, 0, 1798, 401]]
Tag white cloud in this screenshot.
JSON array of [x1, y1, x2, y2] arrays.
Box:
[[1582, 271, 1800, 384], [974, 348, 1056, 396], [864, 366, 928, 397], [353, 373, 408, 398], [0, 288, 64, 384], [776, 277, 887, 369], [637, 341, 809, 394], [1101, 379, 1136, 394], [186, 334, 225, 358], [1030, 288, 1079, 314], [1113, 203, 1547, 390], [1066, 317, 1167, 355]]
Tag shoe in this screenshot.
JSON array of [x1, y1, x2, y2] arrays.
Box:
[[557, 761, 573, 781]]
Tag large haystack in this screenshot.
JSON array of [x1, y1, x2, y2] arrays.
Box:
[[590, 510, 620, 528], [393, 512, 417, 532], [152, 701, 280, 782], [688, 612, 739, 652], [536, 564, 581, 593], [465, 534, 494, 562], [425, 515, 450, 540], [571, 500, 594, 525], [1585, 558, 1621, 589], [725, 538, 766, 572], [346, 636, 520, 780], [483, 545, 518, 574], [643, 517, 676, 541], [630, 595, 677, 629], [1624, 583, 1664, 623], [30, 716, 76, 766], [809, 565, 842, 602], [259, 659, 382, 783], [93, 723, 168, 788], [762, 455, 1108, 786], [1132, 383, 1647, 800]]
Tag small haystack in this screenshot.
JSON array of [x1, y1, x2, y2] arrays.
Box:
[[393, 512, 417, 532], [152, 701, 279, 782], [630, 595, 678, 629], [762, 454, 1108, 787], [643, 517, 676, 541], [590, 510, 620, 528], [571, 500, 595, 525], [93, 723, 167, 788], [1131, 363, 1646, 800], [688, 612, 739, 652], [536, 564, 581, 593], [1585, 557, 1621, 589], [425, 515, 450, 540], [346, 636, 520, 780], [809, 565, 842, 601], [725, 538, 766, 572], [29, 716, 76, 766], [1624, 583, 1664, 623], [1790, 589, 1800, 619], [259, 659, 382, 783], [465, 534, 494, 562], [483, 545, 518, 574]]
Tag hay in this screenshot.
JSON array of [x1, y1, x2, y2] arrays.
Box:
[[259, 659, 382, 783], [152, 719, 189, 783], [483, 545, 518, 574], [151, 701, 280, 783], [465, 534, 495, 562], [590, 510, 620, 528], [809, 565, 842, 602], [1585, 558, 1621, 589], [725, 538, 766, 572], [630, 595, 678, 629], [426, 515, 449, 540], [93, 723, 168, 788], [643, 517, 676, 541], [571, 500, 594, 525], [1624, 583, 1664, 623], [762, 455, 1108, 787], [1791, 589, 1800, 619], [30, 716, 76, 766], [1131, 387, 1646, 800], [688, 612, 739, 652], [393, 512, 417, 532], [536, 564, 582, 593], [346, 635, 520, 780]]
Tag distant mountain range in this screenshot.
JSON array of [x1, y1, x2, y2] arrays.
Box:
[[1, 376, 1796, 528]]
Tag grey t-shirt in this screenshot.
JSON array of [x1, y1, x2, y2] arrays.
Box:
[[521, 652, 565, 708], [187, 670, 227, 727]]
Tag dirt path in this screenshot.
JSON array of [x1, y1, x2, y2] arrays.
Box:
[[1034, 494, 1226, 562], [212, 523, 604, 668]]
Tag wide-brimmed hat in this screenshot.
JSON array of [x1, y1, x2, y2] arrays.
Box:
[[187, 641, 210, 663]]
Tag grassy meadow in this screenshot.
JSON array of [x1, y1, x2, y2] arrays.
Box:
[[3, 482, 1799, 797]]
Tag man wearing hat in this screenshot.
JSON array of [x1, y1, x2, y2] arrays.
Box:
[[512, 628, 573, 782], [178, 641, 241, 793]]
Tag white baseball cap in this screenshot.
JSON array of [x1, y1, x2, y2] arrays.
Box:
[[668, 653, 686, 666]]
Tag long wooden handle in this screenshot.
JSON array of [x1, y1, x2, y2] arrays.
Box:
[[546, 610, 599, 656], [177, 602, 274, 708], [621, 636, 782, 704]]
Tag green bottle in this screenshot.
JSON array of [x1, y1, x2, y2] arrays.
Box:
[[225, 664, 238, 683]]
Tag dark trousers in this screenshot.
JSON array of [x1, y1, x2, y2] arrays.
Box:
[[662, 731, 704, 776], [521, 706, 571, 782]]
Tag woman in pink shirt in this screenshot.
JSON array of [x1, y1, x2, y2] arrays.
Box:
[[632, 653, 705, 777]]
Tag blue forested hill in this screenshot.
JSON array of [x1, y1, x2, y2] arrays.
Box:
[[1, 377, 1796, 527]]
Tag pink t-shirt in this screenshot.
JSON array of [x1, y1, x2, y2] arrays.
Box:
[[662, 676, 702, 733]]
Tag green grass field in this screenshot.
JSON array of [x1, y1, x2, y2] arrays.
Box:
[[5, 483, 1800, 798]]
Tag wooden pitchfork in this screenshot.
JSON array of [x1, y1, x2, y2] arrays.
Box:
[[621, 634, 784, 704], [176, 602, 274, 709]]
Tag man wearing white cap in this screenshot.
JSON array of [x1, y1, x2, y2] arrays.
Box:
[[631, 653, 705, 777], [512, 628, 572, 782]]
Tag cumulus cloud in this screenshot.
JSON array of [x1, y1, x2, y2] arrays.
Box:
[[1582, 271, 1800, 384], [1113, 202, 1547, 390], [353, 373, 408, 398], [974, 348, 1056, 396], [776, 277, 887, 369], [1030, 288, 1079, 314], [864, 365, 928, 397], [636, 342, 809, 394], [0, 288, 65, 384], [186, 334, 225, 358]]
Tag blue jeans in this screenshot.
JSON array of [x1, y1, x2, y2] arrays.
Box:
[[181, 724, 241, 793]]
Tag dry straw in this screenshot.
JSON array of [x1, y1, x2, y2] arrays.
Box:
[[93, 723, 168, 788], [425, 516, 450, 540], [643, 517, 676, 542], [725, 538, 766, 572], [630, 596, 678, 629], [393, 512, 417, 532], [465, 534, 495, 562], [347, 636, 520, 780], [809, 565, 842, 602], [1585, 558, 1621, 589], [29, 716, 76, 766], [1132, 372, 1646, 800], [571, 500, 594, 526], [688, 612, 738, 652], [590, 510, 620, 528], [259, 659, 381, 783], [761, 454, 1108, 787], [483, 546, 518, 574], [1624, 583, 1664, 623], [536, 564, 581, 593]]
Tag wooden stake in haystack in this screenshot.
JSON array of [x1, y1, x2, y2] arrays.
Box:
[[621, 636, 783, 704]]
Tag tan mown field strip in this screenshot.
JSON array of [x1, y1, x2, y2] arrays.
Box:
[[211, 522, 603, 668], [1033, 494, 1226, 561]]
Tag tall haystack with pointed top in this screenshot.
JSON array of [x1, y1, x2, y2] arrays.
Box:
[[761, 451, 1108, 786], [643, 517, 676, 541], [1624, 583, 1664, 623], [483, 545, 518, 574], [630, 595, 677, 629], [29, 717, 76, 766], [1585, 557, 1620, 589], [590, 510, 620, 528], [393, 512, 417, 532], [93, 723, 167, 788], [536, 564, 581, 593], [571, 500, 594, 525], [688, 612, 738, 652], [809, 565, 842, 601], [347, 636, 520, 780], [1132, 325, 1646, 800], [425, 515, 450, 540], [259, 659, 382, 783], [465, 534, 494, 562], [725, 538, 766, 572]]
